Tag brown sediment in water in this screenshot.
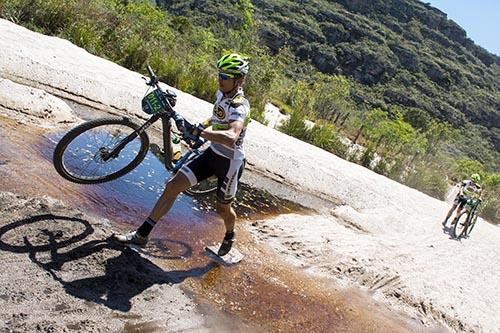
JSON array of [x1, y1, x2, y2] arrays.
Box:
[[0, 118, 422, 332], [148, 235, 418, 332]]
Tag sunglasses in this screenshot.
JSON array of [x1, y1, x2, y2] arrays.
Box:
[[218, 72, 236, 80]]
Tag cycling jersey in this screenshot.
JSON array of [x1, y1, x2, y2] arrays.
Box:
[[461, 179, 482, 198], [210, 88, 250, 160], [178, 88, 249, 203]]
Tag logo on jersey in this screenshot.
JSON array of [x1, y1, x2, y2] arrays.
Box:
[[214, 104, 225, 120], [231, 95, 245, 107]]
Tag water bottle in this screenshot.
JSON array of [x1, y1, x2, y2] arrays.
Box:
[[171, 134, 182, 161]]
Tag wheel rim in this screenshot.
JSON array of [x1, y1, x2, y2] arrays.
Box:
[[61, 124, 143, 181], [453, 213, 468, 238]]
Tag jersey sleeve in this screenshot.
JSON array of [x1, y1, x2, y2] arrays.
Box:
[[228, 104, 249, 123]]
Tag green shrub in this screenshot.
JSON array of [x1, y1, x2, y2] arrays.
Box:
[[308, 122, 348, 158], [62, 21, 104, 54], [278, 109, 309, 140], [359, 146, 376, 168], [454, 158, 484, 179], [404, 164, 448, 198], [373, 158, 389, 175]]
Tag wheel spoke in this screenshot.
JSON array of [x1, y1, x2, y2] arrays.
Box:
[[453, 213, 469, 238], [58, 121, 145, 181]]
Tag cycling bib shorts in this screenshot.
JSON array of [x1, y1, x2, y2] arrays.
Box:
[[180, 147, 245, 203]]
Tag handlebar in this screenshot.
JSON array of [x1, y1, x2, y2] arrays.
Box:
[[174, 113, 206, 149], [144, 65, 205, 148], [144, 64, 177, 112], [146, 65, 159, 86]]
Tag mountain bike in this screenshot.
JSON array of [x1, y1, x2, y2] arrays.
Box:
[[52, 66, 217, 195], [452, 197, 482, 238]]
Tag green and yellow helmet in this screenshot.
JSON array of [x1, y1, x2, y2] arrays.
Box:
[[470, 173, 481, 183], [217, 53, 249, 76]]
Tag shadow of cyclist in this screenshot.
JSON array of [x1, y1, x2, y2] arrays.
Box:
[[441, 221, 465, 241], [0, 214, 219, 312]]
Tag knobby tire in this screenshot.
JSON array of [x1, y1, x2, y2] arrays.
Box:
[[465, 214, 478, 236], [53, 117, 149, 184]]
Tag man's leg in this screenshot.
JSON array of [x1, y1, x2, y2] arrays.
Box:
[[444, 203, 458, 225], [212, 156, 244, 255], [451, 202, 467, 225], [217, 201, 236, 233], [149, 172, 191, 221], [116, 171, 191, 245], [216, 201, 236, 256]]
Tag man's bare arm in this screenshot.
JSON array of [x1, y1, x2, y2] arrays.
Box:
[[200, 120, 244, 147]]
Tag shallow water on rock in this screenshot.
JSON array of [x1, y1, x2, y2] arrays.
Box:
[[0, 117, 425, 332]]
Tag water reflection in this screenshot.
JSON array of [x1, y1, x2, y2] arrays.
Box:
[[44, 131, 309, 224]]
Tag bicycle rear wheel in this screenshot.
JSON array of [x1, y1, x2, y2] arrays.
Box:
[[53, 117, 149, 184], [452, 211, 469, 239], [185, 176, 218, 195]]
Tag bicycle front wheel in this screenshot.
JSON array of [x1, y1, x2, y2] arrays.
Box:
[[452, 211, 469, 239], [466, 214, 478, 236], [53, 117, 149, 184]]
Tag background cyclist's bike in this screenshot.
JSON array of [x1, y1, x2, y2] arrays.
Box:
[[53, 66, 217, 195], [452, 197, 482, 239]]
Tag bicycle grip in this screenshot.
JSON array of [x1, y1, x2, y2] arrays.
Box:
[[172, 112, 186, 132], [147, 65, 155, 78]]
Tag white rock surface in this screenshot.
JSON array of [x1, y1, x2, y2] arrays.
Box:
[[263, 102, 288, 129], [0, 78, 79, 126]]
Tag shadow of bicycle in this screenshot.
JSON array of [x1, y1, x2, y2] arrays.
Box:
[[442, 222, 471, 242], [0, 214, 218, 311]]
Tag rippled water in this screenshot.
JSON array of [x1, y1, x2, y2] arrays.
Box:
[[0, 118, 423, 332]]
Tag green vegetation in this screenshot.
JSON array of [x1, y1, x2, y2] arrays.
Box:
[[0, 0, 498, 223]]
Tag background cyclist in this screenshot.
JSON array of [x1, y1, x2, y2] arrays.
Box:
[[443, 173, 483, 226]]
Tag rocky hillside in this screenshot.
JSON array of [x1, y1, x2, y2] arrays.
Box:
[[157, 0, 500, 153]]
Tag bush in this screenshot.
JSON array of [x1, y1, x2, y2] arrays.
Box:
[[480, 172, 500, 224], [373, 158, 389, 175], [308, 122, 348, 158], [62, 21, 104, 54], [453, 158, 484, 179], [278, 109, 309, 141], [359, 145, 376, 168], [404, 163, 449, 198]]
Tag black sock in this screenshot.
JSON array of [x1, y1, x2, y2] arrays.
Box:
[[137, 217, 156, 237], [224, 231, 235, 241]]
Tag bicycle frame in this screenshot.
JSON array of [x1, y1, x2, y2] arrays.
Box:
[[461, 198, 481, 232], [464, 198, 480, 215], [104, 65, 205, 173], [102, 111, 175, 169]]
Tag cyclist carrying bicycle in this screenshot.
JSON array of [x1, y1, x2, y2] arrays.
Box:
[[443, 173, 483, 226], [116, 53, 250, 256]]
